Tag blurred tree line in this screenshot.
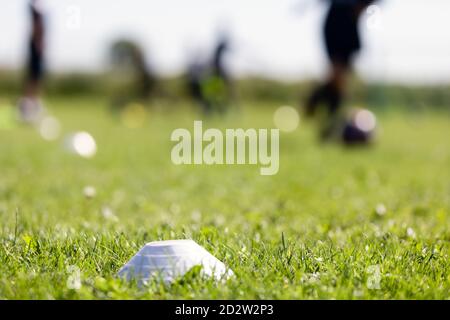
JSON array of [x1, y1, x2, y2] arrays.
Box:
[[0, 69, 449, 112]]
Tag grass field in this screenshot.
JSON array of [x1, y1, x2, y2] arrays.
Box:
[[0, 97, 449, 299]]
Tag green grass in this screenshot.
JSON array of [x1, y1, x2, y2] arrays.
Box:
[[0, 97, 449, 299]]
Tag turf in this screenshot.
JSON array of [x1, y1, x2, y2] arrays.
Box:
[[0, 97, 449, 299]]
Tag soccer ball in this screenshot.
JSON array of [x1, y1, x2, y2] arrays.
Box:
[[341, 108, 377, 145]]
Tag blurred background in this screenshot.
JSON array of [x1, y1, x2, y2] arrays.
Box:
[[1, 0, 450, 108]]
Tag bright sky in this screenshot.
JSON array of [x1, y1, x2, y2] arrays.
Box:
[[1, 0, 449, 84]]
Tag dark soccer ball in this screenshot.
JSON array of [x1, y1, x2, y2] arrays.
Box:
[[341, 109, 377, 145]]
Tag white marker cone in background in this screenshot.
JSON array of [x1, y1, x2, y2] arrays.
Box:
[[118, 240, 233, 284], [64, 131, 97, 158]]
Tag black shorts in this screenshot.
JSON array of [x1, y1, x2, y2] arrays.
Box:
[[323, 4, 361, 66], [28, 43, 44, 81]]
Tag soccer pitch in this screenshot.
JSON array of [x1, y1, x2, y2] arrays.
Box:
[[0, 97, 449, 299]]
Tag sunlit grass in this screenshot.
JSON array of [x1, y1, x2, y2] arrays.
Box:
[[0, 97, 449, 299]]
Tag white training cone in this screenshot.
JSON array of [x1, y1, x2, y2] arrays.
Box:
[[118, 240, 233, 284]]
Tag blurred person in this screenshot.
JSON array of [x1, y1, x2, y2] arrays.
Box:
[[304, 0, 378, 139], [109, 39, 156, 111], [187, 34, 233, 114], [212, 34, 231, 86], [206, 34, 233, 113], [187, 55, 209, 112], [19, 0, 46, 124], [131, 47, 155, 103]]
